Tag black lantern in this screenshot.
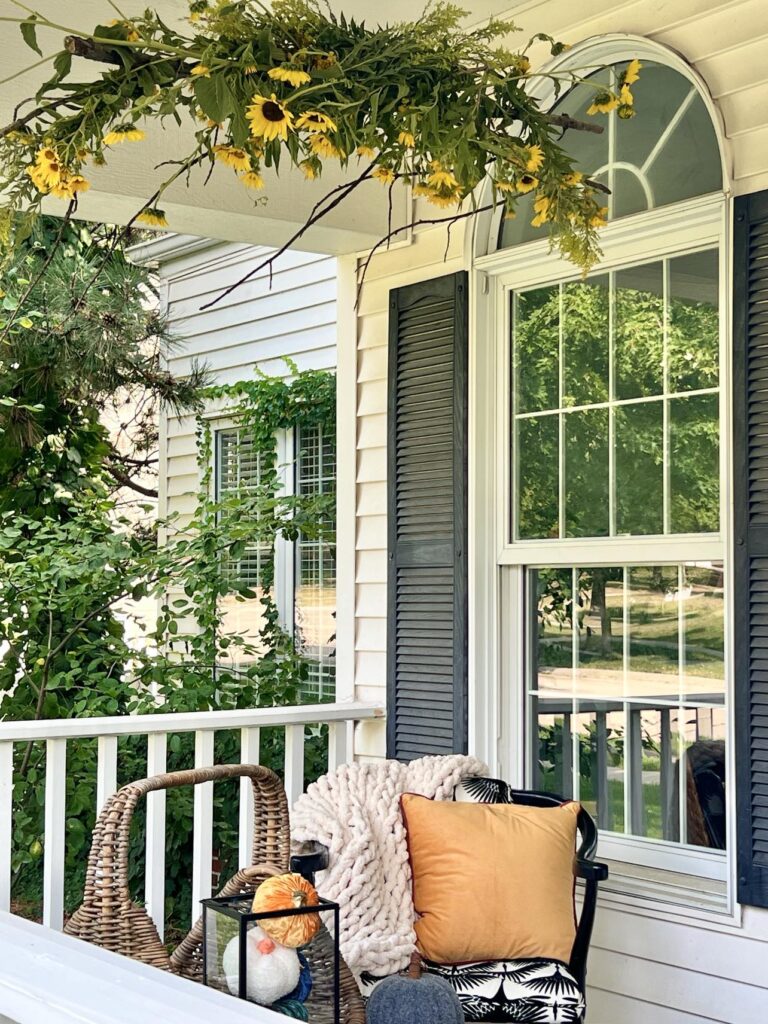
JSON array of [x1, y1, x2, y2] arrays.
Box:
[[202, 892, 341, 1023]]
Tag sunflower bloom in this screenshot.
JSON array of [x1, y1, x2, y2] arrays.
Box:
[[137, 207, 169, 227], [398, 130, 415, 147], [494, 179, 516, 193], [32, 147, 62, 187], [49, 172, 90, 200], [427, 162, 459, 191], [103, 125, 145, 146], [590, 206, 609, 228], [373, 166, 396, 185], [309, 134, 342, 159], [562, 171, 583, 187], [525, 144, 545, 172], [425, 188, 462, 208], [247, 94, 294, 142], [623, 59, 642, 85], [240, 170, 265, 190], [213, 144, 251, 171], [587, 90, 619, 115], [356, 145, 376, 159], [27, 163, 51, 193], [243, 64, 258, 75], [268, 66, 311, 88], [300, 159, 319, 180], [531, 195, 552, 228], [295, 111, 338, 134], [516, 174, 539, 194], [190, 64, 211, 77]]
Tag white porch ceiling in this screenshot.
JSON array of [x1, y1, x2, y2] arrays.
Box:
[[0, 1, 520, 252]]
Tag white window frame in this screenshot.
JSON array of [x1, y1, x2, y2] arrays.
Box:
[[467, 36, 735, 918]]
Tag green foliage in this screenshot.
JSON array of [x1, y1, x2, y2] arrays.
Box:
[[0, 2, 643, 270]]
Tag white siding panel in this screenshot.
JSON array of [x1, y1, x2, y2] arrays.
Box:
[[586, 988, 717, 1024], [357, 480, 386, 514], [356, 583, 386, 617]]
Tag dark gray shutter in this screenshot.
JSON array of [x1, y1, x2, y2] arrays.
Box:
[[387, 272, 468, 760], [735, 189, 768, 908]]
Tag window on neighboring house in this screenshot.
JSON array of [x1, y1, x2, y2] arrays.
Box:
[[214, 422, 337, 701], [492, 54, 728, 904]]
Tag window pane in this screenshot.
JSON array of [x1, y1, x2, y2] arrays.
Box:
[[563, 276, 609, 407], [682, 562, 724, 701], [614, 262, 664, 400], [627, 566, 679, 702], [668, 250, 719, 393], [514, 286, 559, 414], [517, 415, 559, 539], [534, 568, 573, 693], [295, 424, 337, 702], [577, 708, 625, 834], [564, 407, 609, 537], [678, 705, 727, 850], [615, 402, 664, 535], [669, 393, 719, 533], [576, 568, 624, 698], [533, 703, 574, 798]]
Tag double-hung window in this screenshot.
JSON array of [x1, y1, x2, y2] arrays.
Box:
[[487, 51, 729, 908], [214, 420, 336, 702]]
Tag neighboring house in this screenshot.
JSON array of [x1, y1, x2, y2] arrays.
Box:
[[129, 235, 338, 701]]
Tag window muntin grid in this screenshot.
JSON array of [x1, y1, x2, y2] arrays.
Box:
[[511, 249, 720, 541], [529, 563, 725, 849], [295, 423, 336, 702], [499, 60, 723, 249]]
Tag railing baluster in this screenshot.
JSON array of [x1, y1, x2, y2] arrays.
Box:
[[628, 708, 645, 837], [43, 738, 67, 930], [559, 713, 573, 798], [328, 720, 353, 771], [660, 708, 673, 841], [284, 724, 305, 810], [0, 742, 13, 912], [595, 712, 609, 831], [96, 735, 118, 814], [192, 730, 215, 925], [239, 727, 261, 867], [145, 733, 167, 940]]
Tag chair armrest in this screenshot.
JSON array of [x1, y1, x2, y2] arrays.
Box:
[[290, 841, 330, 883], [575, 858, 609, 882]]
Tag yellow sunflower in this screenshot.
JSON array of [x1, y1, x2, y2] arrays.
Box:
[[295, 111, 338, 134], [494, 179, 516, 193], [299, 159, 320, 180], [373, 165, 396, 185], [27, 163, 51, 193], [32, 147, 62, 186], [525, 144, 545, 173], [309, 134, 342, 159], [623, 58, 642, 85], [240, 170, 265, 190], [425, 188, 462, 208], [516, 174, 539, 194], [50, 172, 90, 200], [587, 90, 619, 115], [590, 206, 609, 228], [398, 130, 415, 147], [103, 125, 145, 146], [531, 194, 552, 228], [268, 66, 311, 87], [562, 171, 583, 187], [356, 145, 376, 159], [190, 64, 211, 78], [137, 207, 169, 227], [247, 94, 294, 142], [213, 144, 251, 171], [427, 162, 459, 191]]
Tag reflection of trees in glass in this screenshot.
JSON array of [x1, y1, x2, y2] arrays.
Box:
[[513, 259, 719, 539]]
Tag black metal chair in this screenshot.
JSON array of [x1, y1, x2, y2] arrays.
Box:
[[293, 776, 608, 1024]]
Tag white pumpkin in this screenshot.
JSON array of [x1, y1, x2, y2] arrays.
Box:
[[221, 924, 301, 1005]]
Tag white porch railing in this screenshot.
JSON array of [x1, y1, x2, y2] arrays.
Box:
[[0, 701, 383, 934]]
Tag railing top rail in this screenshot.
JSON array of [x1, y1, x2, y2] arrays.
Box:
[[0, 701, 384, 743]]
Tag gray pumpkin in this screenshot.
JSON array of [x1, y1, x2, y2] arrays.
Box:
[[366, 955, 464, 1024]]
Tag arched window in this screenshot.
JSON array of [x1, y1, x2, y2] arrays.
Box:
[[476, 44, 731, 899], [499, 60, 723, 248]]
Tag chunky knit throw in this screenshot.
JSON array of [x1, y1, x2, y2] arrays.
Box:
[[291, 754, 488, 978]]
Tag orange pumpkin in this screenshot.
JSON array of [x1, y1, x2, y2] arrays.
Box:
[[252, 873, 321, 948]]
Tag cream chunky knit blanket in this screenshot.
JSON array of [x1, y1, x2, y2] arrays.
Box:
[[291, 754, 488, 978]]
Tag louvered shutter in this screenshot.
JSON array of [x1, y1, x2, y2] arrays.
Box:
[[735, 190, 768, 908], [387, 272, 468, 760]]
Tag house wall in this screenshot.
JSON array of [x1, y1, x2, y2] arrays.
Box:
[[148, 239, 337, 533], [346, 0, 768, 1018]]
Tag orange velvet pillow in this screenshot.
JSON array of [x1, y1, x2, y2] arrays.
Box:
[[400, 794, 579, 964]]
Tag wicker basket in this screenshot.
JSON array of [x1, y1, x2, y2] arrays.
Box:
[[64, 764, 365, 1023]]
